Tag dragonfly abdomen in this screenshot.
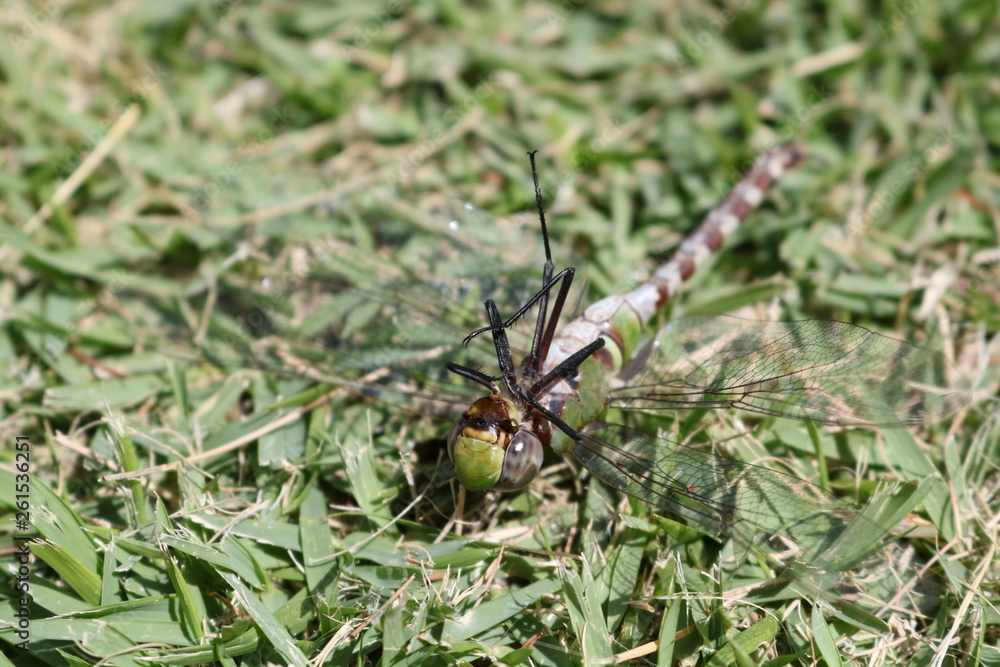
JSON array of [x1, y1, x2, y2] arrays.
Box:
[[648, 144, 804, 309]]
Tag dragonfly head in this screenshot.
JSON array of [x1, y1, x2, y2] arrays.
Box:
[[448, 395, 543, 492]]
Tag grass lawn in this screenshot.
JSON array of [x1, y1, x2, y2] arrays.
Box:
[[1, 1, 998, 665]]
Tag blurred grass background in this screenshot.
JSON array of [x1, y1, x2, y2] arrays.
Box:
[[1, 0, 998, 665]]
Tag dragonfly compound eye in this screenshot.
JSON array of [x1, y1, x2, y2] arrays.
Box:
[[445, 419, 464, 462], [449, 414, 506, 492], [495, 429, 543, 491]]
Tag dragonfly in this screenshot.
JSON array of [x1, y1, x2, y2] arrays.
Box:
[[435, 145, 963, 598], [196, 144, 962, 611]]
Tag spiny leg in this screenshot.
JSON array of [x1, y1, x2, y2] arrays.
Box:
[[525, 150, 568, 371], [462, 267, 576, 347], [464, 150, 575, 374]]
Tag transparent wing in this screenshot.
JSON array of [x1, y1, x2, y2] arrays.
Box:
[[154, 201, 551, 406], [572, 423, 896, 577], [612, 316, 964, 426]]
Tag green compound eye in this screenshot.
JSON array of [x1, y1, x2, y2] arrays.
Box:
[[450, 427, 505, 492]]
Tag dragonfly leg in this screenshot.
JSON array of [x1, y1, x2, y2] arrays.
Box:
[[529, 337, 607, 398], [484, 298, 529, 403], [524, 149, 571, 372], [525, 394, 586, 444], [462, 266, 576, 346], [465, 150, 576, 374], [445, 362, 498, 392], [527, 150, 554, 265], [529, 262, 575, 372]]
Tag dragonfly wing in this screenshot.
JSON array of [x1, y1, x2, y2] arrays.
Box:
[[611, 316, 964, 426], [571, 423, 893, 574], [159, 202, 549, 404]]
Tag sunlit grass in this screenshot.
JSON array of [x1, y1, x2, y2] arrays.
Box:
[[0, 1, 997, 665]]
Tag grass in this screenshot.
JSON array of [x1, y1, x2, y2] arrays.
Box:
[[0, 0, 998, 665]]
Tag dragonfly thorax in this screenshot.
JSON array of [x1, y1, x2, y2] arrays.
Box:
[[448, 394, 543, 492]]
